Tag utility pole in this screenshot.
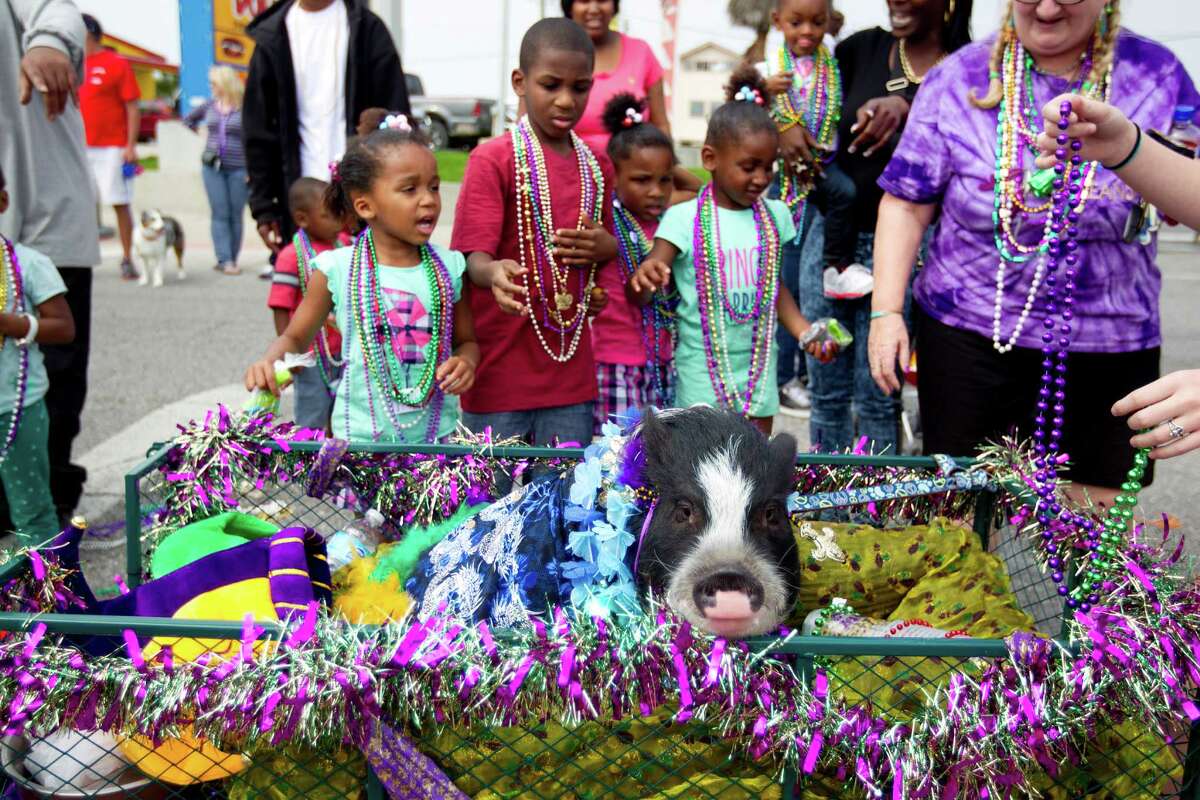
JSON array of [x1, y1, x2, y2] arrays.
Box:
[[496, 0, 512, 135]]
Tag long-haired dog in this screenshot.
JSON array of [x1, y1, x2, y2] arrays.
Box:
[[133, 209, 184, 287]]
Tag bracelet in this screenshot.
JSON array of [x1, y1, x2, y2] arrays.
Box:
[[16, 314, 37, 348], [1103, 122, 1142, 171], [870, 310, 900, 321]]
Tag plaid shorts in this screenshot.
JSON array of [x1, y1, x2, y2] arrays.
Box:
[[594, 362, 675, 434]]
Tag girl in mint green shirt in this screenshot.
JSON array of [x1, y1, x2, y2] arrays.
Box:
[[246, 124, 480, 443], [631, 68, 838, 435]]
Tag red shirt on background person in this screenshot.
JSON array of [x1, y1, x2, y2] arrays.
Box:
[[79, 14, 141, 276]]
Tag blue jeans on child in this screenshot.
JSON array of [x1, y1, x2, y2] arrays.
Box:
[[462, 402, 594, 449], [293, 367, 335, 432], [200, 164, 249, 265], [797, 213, 903, 455]]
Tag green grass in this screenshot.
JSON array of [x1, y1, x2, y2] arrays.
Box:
[[138, 155, 159, 172], [436, 150, 470, 183], [688, 167, 711, 183]]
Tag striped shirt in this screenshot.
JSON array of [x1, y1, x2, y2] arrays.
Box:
[[184, 102, 246, 170]]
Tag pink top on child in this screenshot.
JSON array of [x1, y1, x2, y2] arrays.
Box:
[[574, 34, 665, 156], [591, 218, 672, 367]]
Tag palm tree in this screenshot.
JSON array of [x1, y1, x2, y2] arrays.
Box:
[[727, 0, 774, 63]]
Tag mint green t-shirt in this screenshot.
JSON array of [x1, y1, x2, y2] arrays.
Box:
[[5, 244, 66, 411], [317, 244, 466, 443], [655, 197, 796, 418]]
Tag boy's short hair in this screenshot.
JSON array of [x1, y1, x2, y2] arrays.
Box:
[[288, 177, 328, 219], [518, 17, 594, 72]]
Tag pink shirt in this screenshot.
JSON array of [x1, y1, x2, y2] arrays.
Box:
[[575, 35, 665, 156], [591, 219, 672, 367]]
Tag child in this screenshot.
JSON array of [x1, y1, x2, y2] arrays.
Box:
[[590, 93, 691, 432], [760, 0, 865, 301], [267, 177, 347, 431], [246, 122, 480, 443], [0, 167, 76, 544], [452, 18, 617, 447], [630, 68, 838, 437]]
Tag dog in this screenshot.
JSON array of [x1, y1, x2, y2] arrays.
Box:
[[405, 407, 801, 640], [133, 209, 185, 287], [633, 407, 800, 638]]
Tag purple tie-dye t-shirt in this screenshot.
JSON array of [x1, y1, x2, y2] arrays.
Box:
[[879, 31, 1199, 353]]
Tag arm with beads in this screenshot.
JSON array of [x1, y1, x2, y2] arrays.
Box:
[[3, 295, 73, 345], [245, 271, 333, 396], [435, 297, 480, 396], [628, 239, 678, 306]]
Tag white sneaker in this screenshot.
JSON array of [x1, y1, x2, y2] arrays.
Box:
[[778, 380, 812, 418], [824, 263, 874, 300]]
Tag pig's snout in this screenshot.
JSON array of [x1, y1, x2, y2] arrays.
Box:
[[693, 571, 765, 637]]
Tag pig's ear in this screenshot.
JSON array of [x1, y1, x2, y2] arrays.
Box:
[[640, 407, 673, 467], [767, 433, 798, 485]]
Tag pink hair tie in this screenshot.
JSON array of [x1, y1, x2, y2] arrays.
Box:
[[328, 160, 341, 182]]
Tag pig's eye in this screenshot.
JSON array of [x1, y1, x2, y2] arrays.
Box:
[[672, 500, 695, 525], [761, 502, 786, 527]]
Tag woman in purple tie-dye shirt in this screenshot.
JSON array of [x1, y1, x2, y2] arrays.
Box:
[[867, 0, 1198, 504]]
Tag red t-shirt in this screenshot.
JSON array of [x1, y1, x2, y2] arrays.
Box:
[[80, 49, 140, 147], [450, 135, 615, 414], [268, 238, 344, 357]]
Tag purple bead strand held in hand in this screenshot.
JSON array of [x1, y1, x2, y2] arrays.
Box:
[[1032, 101, 1151, 610]]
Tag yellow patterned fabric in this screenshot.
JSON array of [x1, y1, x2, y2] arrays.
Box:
[[228, 746, 366, 800]]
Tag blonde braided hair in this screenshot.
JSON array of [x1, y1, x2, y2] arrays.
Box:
[[969, 0, 1120, 110]]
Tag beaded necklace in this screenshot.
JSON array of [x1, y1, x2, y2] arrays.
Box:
[[772, 44, 842, 225], [346, 229, 452, 442], [691, 185, 781, 416], [510, 117, 605, 363], [0, 238, 29, 466], [990, 37, 1109, 354], [1033, 101, 1149, 611], [294, 231, 344, 396], [613, 196, 677, 407]]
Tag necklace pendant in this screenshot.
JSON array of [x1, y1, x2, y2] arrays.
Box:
[[1027, 167, 1057, 198], [554, 292, 574, 311]]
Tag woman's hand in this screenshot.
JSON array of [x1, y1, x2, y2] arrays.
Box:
[[490, 259, 529, 315], [436, 355, 476, 396], [848, 96, 910, 157], [1035, 94, 1138, 169], [1112, 369, 1200, 459], [868, 313, 909, 394]]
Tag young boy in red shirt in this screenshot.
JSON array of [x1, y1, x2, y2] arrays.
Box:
[[267, 178, 347, 431], [453, 18, 617, 447]]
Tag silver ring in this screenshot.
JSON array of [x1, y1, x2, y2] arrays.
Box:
[[864, 109, 876, 118], [1167, 418, 1189, 440]]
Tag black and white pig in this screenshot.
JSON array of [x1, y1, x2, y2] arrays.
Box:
[[632, 407, 801, 638]]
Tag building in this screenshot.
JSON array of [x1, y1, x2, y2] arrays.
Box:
[[672, 42, 741, 147]]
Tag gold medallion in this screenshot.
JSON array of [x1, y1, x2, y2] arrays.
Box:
[[555, 292, 574, 311]]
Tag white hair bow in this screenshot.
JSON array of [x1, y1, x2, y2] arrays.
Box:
[[622, 107, 644, 127]]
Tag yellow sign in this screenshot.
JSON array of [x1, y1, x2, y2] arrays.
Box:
[[212, 0, 276, 68]]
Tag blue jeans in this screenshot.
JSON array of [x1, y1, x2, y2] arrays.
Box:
[[770, 182, 811, 389], [462, 402, 594, 448], [293, 366, 335, 432], [798, 212, 903, 455], [201, 164, 249, 265]]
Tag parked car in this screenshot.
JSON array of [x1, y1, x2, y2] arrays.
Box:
[[138, 97, 176, 143], [406, 74, 494, 150]]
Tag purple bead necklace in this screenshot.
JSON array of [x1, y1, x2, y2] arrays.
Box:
[[1032, 101, 1149, 610]]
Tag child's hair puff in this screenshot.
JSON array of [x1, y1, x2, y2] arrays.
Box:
[[325, 122, 429, 221], [706, 64, 778, 148], [601, 92, 676, 166]]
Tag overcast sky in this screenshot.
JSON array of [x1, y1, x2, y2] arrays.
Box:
[[73, 0, 1200, 102]]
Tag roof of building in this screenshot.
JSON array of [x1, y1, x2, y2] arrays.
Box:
[[678, 42, 742, 63]]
